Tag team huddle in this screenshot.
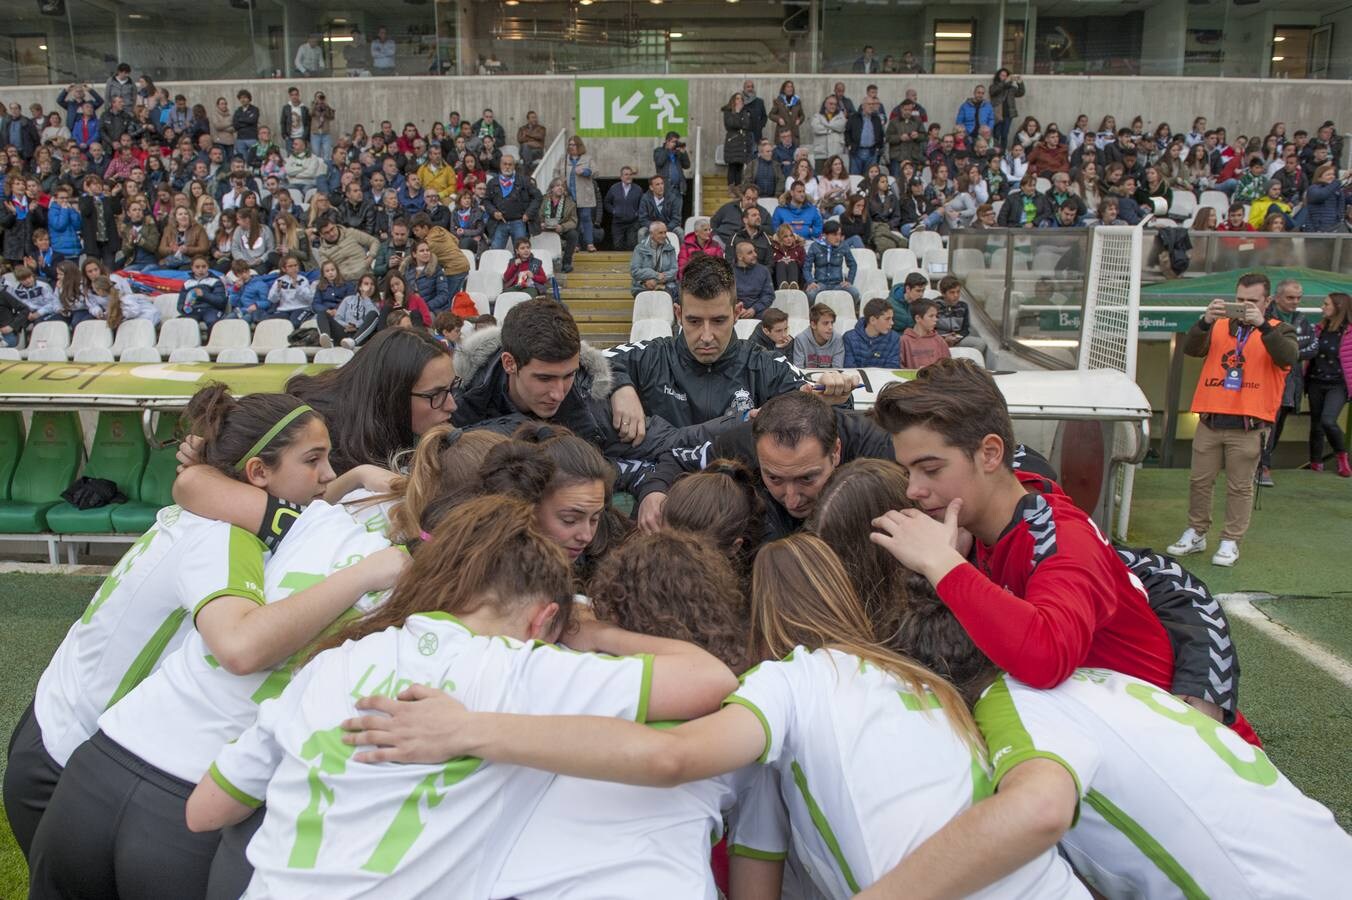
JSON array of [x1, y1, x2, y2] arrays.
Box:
[[3, 306, 1350, 897]]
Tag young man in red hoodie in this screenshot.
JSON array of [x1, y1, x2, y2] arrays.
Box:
[[869, 358, 1259, 744]]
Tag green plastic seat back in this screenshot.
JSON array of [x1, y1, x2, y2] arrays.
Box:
[[82, 412, 150, 501], [0, 412, 25, 500], [11, 412, 84, 506]]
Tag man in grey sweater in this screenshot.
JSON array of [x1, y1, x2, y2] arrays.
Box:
[[792, 303, 845, 368]]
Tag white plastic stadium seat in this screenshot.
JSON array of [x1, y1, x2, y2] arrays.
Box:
[[684, 217, 699, 235], [787, 316, 808, 337], [119, 346, 162, 363], [529, 232, 562, 262], [881, 248, 919, 283], [478, 249, 512, 280], [1198, 190, 1230, 220], [771, 290, 809, 320], [921, 248, 948, 279], [167, 347, 209, 363], [629, 319, 672, 342], [950, 248, 987, 274], [633, 291, 674, 323], [27, 346, 69, 362], [814, 290, 858, 329], [908, 231, 943, 262], [848, 174, 864, 192], [460, 248, 477, 271], [1035, 177, 1051, 194], [250, 319, 295, 353], [27, 321, 70, 352], [156, 319, 202, 353], [923, 288, 941, 300], [467, 270, 502, 301], [70, 320, 113, 351], [467, 292, 493, 315], [153, 295, 180, 322], [734, 319, 761, 339], [761, 198, 778, 216], [206, 319, 251, 353], [855, 270, 889, 303], [73, 347, 115, 363], [850, 248, 877, 272], [1168, 191, 1198, 220], [950, 346, 985, 367], [264, 347, 307, 365], [314, 347, 355, 365], [0, 347, 21, 360], [216, 348, 260, 364], [494, 292, 531, 320], [111, 319, 156, 355]]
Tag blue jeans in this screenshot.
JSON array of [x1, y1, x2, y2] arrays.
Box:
[[993, 120, 1010, 152], [901, 211, 944, 238], [1, 330, 16, 347], [577, 207, 595, 247], [849, 148, 879, 176], [310, 133, 333, 162], [234, 138, 257, 162], [841, 235, 865, 252], [491, 219, 530, 250]]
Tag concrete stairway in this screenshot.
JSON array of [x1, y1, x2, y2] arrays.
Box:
[[559, 251, 637, 348]]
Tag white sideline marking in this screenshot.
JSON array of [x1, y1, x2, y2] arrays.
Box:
[[1218, 593, 1352, 690]]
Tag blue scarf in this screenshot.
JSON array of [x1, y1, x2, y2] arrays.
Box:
[[499, 175, 514, 197]]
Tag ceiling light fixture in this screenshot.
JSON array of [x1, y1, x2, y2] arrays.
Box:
[[579, 0, 593, 5], [1271, 55, 1284, 61], [127, 12, 147, 19], [1272, 35, 1286, 42], [38, 44, 47, 50], [935, 31, 971, 38], [505, 0, 519, 5], [669, 31, 683, 37]]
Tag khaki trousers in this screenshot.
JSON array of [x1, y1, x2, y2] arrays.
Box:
[[1187, 421, 1264, 542]]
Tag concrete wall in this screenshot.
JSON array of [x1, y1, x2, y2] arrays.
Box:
[[5, 73, 1351, 177]]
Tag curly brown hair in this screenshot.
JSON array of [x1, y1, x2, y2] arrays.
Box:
[[587, 530, 750, 673]]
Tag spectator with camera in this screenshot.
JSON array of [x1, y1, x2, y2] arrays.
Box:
[[1169, 273, 1298, 567]]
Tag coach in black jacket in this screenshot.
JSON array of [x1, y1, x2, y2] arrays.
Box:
[[634, 391, 895, 539]]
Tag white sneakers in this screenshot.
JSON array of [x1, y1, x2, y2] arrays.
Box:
[[1211, 540, 1240, 567], [1167, 528, 1207, 556]]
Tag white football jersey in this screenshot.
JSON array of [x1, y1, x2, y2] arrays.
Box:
[[729, 648, 1087, 900], [209, 612, 652, 900], [35, 506, 266, 766], [99, 500, 392, 781], [494, 739, 751, 899], [728, 766, 826, 900], [976, 669, 1352, 899]]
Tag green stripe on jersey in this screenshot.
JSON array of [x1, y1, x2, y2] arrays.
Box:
[[209, 761, 263, 808], [635, 653, 654, 724], [791, 760, 861, 894], [1085, 789, 1209, 900], [105, 607, 189, 709], [974, 677, 1083, 824], [723, 695, 773, 764], [729, 844, 788, 861], [191, 526, 268, 620]]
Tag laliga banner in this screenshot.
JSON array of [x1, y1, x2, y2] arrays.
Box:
[[0, 360, 330, 405]]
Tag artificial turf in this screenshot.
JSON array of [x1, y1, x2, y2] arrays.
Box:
[[1126, 466, 1352, 596]]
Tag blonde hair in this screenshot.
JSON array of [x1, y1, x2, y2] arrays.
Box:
[[750, 533, 983, 754], [93, 276, 126, 330]]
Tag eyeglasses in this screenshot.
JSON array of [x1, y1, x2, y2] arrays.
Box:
[[411, 378, 462, 410]]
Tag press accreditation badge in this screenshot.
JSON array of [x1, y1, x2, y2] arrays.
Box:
[[1222, 365, 1243, 391]]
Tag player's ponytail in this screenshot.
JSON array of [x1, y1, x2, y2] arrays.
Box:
[[750, 533, 985, 756], [478, 440, 556, 502], [381, 424, 506, 543], [182, 382, 323, 479], [95, 276, 124, 331]]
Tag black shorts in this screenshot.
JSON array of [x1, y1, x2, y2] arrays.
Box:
[[2, 699, 64, 860]]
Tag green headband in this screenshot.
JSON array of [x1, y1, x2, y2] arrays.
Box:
[[234, 405, 314, 471]]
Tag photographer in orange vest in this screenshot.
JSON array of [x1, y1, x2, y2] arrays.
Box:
[[1169, 272, 1298, 567]]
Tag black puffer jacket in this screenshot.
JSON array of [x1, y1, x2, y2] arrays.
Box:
[[602, 333, 807, 427]]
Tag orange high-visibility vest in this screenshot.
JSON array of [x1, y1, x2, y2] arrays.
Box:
[[1190, 318, 1288, 422]]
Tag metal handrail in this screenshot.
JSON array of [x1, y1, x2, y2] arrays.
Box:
[[532, 130, 568, 193]]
